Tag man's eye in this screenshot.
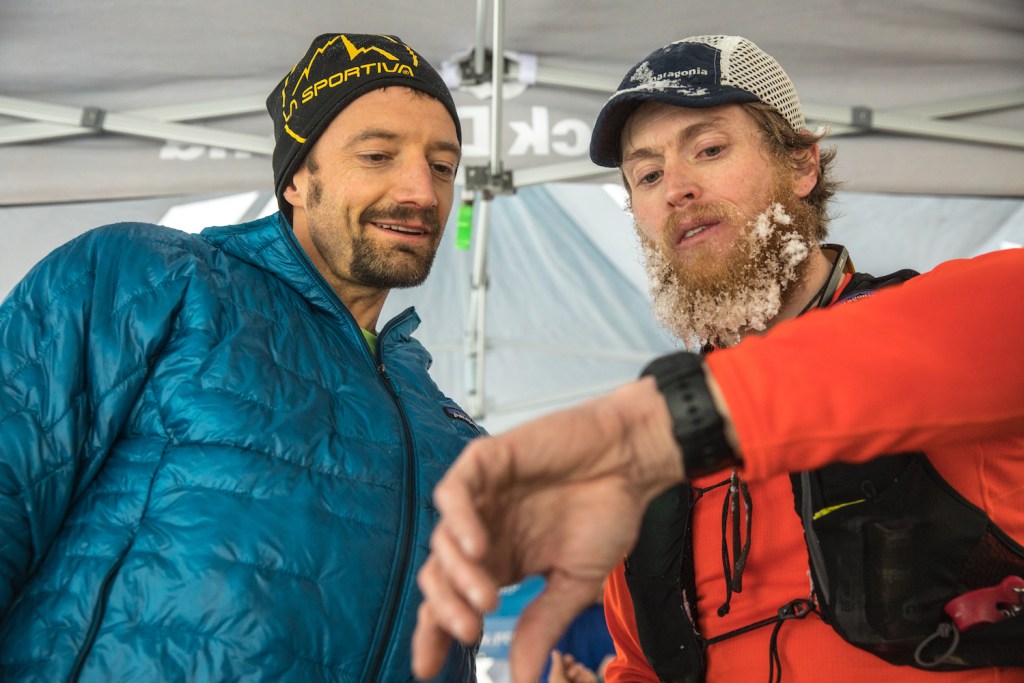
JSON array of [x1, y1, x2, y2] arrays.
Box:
[[703, 145, 724, 157], [433, 163, 457, 178], [638, 170, 662, 185]]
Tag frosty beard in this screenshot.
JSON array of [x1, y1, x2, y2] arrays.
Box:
[[638, 179, 820, 349]]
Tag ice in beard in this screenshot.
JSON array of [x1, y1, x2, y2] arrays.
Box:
[[642, 201, 812, 348]]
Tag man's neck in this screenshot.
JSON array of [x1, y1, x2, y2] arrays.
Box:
[[340, 287, 388, 334]]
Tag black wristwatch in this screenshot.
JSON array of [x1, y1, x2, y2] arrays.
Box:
[[640, 351, 739, 479]]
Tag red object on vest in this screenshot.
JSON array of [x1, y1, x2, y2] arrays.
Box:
[[944, 576, 1024, 631]]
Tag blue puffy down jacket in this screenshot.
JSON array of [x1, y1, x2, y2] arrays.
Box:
[[0, 214, 482, 682]]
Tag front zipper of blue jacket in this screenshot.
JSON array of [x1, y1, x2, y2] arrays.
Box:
[[364, 318, 419, 683], [280, 220, 419, 683]]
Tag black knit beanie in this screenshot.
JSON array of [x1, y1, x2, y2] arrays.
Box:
[[267, 33, 462, 222]]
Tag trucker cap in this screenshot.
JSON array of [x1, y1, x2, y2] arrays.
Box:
[[589, 35, 805, 167]]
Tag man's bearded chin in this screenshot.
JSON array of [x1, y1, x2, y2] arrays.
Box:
[[639, 191, 820, 349]]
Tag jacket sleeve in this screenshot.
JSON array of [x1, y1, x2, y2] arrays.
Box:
[[602, 564, 659, 683], [706, 248, 1024, 482], [0, 224, 190, 619]]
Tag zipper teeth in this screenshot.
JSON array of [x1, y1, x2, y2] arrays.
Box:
[[363, 377, 418, 683], [276, 217, 417, 682]]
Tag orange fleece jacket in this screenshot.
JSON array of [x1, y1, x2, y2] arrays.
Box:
[[605, 249, 1024, 683]]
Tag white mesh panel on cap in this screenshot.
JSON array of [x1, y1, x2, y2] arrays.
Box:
[[686, 35, 805, 131]]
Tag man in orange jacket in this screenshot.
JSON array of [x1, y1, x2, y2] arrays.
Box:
[[410, 35, 1024, 683]]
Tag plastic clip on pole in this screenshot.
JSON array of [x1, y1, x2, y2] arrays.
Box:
[[456, 196, 474, 251]]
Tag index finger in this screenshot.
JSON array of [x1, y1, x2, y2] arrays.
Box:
[[432, 436, 500, 560]]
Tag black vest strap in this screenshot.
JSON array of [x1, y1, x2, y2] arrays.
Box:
[[624, 483, 705, 683]]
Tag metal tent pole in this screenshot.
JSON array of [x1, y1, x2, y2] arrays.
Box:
[[473, 0, 489, 77], [488, 0, 506, 180], [463, 0, 509, 420], [465, 196, 491, 418]]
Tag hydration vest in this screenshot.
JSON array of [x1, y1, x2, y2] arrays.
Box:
[[624, 267, 1024, 682]]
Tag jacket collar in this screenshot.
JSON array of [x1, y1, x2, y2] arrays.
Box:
[[199, 212, 419, 339]]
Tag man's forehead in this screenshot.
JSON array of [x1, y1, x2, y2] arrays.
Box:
[[318, 88, 460, 148], [620, 103, 748, 160], [626, 101, 746, 135]]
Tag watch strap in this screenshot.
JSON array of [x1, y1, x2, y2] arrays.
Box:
[[640, 351, 739, 479]]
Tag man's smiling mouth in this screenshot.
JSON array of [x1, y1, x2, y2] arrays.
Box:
[[374, 222, 427, 236]]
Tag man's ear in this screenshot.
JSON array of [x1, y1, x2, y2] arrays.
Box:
[[792, 141, 820, 199], [283, 167, 308, 211]]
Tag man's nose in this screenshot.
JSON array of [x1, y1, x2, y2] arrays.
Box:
[[664, 165, 702, 206], [392, 158, 439, 209]]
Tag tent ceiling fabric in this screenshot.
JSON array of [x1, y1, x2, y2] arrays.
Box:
[[2, 0, 1023, 205]]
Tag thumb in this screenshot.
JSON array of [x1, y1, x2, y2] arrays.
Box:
[[508, 580, 595, 683]]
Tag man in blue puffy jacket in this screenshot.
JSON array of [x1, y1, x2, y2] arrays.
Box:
[[0, 33, 482, 682]]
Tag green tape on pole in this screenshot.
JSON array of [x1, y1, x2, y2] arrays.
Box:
[[456, 201, 473, 251]]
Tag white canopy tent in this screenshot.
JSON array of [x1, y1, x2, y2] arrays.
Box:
[[3, 0, 1022, 202], [2, 0, 1023, 430]]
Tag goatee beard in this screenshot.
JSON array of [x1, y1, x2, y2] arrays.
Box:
[[639, 192, 819, 349], [306, 170, 443, 290], [349, 204, 442, 289]]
